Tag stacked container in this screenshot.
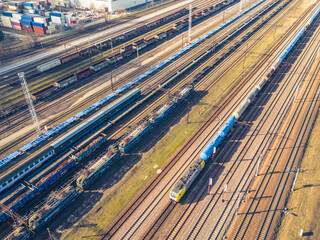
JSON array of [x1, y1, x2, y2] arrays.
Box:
[[11, 17, 21, 30], [1, 12, 14, 28], [20, 18, 33, 32], [50, 12, 64, 24], [32, 22, 46, 34]]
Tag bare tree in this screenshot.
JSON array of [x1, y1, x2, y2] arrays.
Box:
[[116, 8, 127, 16]]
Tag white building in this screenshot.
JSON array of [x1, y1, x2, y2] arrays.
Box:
[[70, 0, 151, 12]]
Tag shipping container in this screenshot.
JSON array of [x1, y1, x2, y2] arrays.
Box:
[[10, 17, 20, 23], [76, 68, 94, 80], [22, 26, 33, 32], [1, 16, 12, 28], [2, 11, 14, 17], [59, 52, 81, 64], [37, 59, 61, 72]]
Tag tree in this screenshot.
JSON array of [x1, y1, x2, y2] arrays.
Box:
[[116, 8, 127, 16]]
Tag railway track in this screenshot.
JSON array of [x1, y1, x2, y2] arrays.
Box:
[[0, 0, 189, 69], [0, 0, 258, 156], [0, 0, 224, 105], [100, 1, 320, 239], [0, 0, 268, 236], [0, 0, 268, 213], [228, 12, 320, 240], [159, 3, 320, 240], [0, 0, 278, 236], [0, 0, 240, 151], [99, 1, 307, 238]]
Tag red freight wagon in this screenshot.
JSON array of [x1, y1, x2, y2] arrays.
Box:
[[76, 68, 94, 80]]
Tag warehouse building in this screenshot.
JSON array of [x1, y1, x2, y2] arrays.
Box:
[[69, 0, 151, 12]]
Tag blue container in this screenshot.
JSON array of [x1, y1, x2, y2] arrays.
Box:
[[50, 12, 62, 17], [21, 15, 33, 21], [20, 20, 32, 25], [23, 2, 34, 7], [32, 21, 45, 27], [2, 11, 14, 17]]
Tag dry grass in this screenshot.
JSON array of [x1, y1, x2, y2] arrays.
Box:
[[276, 112, 320, 240]]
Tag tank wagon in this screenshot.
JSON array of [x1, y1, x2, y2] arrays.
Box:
[[28, 186, 77, 230], [169, 4, 320, 202]]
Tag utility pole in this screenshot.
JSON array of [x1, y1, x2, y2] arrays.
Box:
[[1, 104, 10, 126], [188, 4, 192, 45], [187, 101, 190, 124], [239, 0, 242, 13], [255, 154, 263, 176], [291, 168, 300, 191], [208, 178, 212, 194], [0, 204, 27, 227], [110, 72, 114, 91], [18, 72, 42, 136], [47, 228, 55, 240]]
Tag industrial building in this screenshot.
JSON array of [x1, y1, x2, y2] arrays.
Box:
[[69, 0, 151, 12]]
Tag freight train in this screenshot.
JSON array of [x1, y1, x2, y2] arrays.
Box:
[[119, 83, 194, 153], [169, 6, 319, 202], [30, 0, 238, 101]]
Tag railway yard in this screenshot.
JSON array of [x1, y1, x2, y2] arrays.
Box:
[[0, 0, 320, 239]]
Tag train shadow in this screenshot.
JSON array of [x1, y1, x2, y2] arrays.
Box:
[[180, 163, 225, 205]]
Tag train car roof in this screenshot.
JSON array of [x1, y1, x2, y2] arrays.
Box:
[[0, 147, 54, 184], [51, 88, 141, 149]]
